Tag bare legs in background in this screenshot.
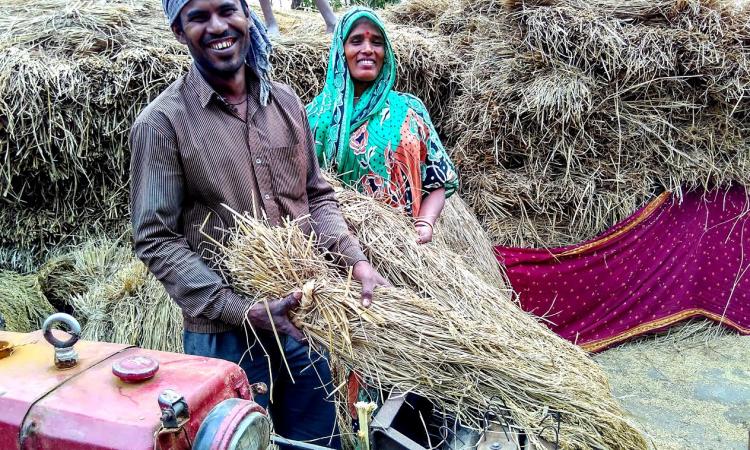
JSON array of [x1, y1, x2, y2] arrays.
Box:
[[259, 0, 337, 35]]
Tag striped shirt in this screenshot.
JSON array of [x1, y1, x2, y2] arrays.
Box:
[[130, 65, 366, 334]]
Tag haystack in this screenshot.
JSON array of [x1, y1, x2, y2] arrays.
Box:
[[221, 188, 646, 449], [69, 259, 183, 353], [0, 0, 456, 259], [389, 0, 750, 247], [0, 246, 38, 273], [38, 236, 134, 310], [37, 238, 182, 352], [0, 270, 54, 332]]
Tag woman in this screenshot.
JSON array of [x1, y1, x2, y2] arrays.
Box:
[[307, 8, 459, 244]]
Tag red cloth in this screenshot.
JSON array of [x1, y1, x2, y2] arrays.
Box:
[[496, 186, 750, 352]]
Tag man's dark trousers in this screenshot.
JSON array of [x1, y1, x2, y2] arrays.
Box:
[[184, 328, 340, 448]]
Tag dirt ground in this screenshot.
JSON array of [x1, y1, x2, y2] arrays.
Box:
[[595, 322, 750, 449]]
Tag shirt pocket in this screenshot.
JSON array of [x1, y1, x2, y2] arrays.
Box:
[[267, 143, 308, 201]]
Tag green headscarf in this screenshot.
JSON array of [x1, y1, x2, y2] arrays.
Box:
[[307, 7, 458, 213], [306, 8, 402, 183]]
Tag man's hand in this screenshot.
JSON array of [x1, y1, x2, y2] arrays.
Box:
[[352, 260, 390, 308], [246, 291, 306, 343]]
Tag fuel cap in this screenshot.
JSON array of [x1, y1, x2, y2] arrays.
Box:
[[112, 355, 159, 383]]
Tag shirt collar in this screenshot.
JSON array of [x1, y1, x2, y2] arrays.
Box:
[[187, 64, 268, 114]]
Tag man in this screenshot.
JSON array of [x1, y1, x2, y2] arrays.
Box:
[[129, 0, 388, 445]]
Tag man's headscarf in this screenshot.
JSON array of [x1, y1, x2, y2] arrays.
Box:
[[162, 0, 274, 105]]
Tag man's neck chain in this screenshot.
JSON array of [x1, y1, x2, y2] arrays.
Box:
[[225, 95, 248, 106]]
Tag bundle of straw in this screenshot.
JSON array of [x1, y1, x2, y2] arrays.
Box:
[[37, 237, 134, 310], [69, 259, 183, 353], [37, 237, 183, 352], [434, 195, 510, 288], [0, 270, 54, 332], [333, 187, 515, 308], [323, 172, 510, 294], [221, 191, 646, 449]]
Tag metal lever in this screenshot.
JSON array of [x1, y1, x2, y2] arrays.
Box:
[[271, 435, 334, 450]]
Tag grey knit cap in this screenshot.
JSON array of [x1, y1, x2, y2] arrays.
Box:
[[163, 0, 274, 106]]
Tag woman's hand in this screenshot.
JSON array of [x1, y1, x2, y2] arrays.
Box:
[[415, 221, 434, 244], [415, 188, 445, 245]]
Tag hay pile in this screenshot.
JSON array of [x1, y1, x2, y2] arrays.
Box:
[[434, 195, 510, 288], [0, 0, 456, 259], [0, 247, 38, 273], [37, 238, 182, 352], [221, 189, 646, 449], [0, 270, 54, 332], [390, 0, 750, 246], [5, 0, 749, 253]]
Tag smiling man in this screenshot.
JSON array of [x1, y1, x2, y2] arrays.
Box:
[[129, 0, 388, 446]]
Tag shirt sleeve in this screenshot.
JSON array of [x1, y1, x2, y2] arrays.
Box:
[[409, 96, 459, 199], [129, 120, 252, 327], [297, 101, 367, 268]]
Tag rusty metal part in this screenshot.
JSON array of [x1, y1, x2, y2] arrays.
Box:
[[53, 347, 78, 369], [250, 382, 268, 395], [0, 341, 13, 359], [371, 393, 432, 450], [154, 390, 192, 450], [159, 389, 190, 430], [42, 313, 81, 369]]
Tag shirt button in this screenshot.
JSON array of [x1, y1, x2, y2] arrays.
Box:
[[264, 194, 270, 200], [256, 158, 262, 164]]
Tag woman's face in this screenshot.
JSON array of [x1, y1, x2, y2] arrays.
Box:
[[344, 20, 385, 87]]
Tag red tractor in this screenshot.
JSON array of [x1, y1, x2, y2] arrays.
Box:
[[0, 313, 274, 450]]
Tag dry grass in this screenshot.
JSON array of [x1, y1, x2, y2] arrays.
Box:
[[391, 0, 750, 247], [220, 188, 647, 450], [332, 186, 515, 310], [595, 320, 750, 449], [69, 258, 183, 353], [0, 0, 455, 257], [37, 236, 182, 352], [0, 270, 54, 332], [7, 0, 745, 252], [435, 195, 511, 289], [0, 246, 39, 273]]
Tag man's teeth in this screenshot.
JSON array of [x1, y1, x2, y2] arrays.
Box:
[[210, 40, 233, 50]]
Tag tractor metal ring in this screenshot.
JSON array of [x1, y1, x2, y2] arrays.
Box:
[[42, 313, 81, 349]]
